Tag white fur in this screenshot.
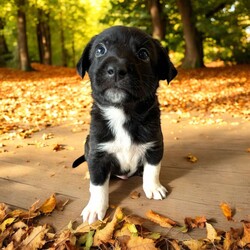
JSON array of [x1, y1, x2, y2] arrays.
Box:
[[143, 162, 168, 200], [98, 106, 154, 176], [81, 177, 109, 224]]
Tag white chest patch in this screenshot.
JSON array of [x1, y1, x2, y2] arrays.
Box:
[[98, 106, 154, 176]]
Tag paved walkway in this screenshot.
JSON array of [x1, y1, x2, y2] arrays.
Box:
[[0, 112, 249, 240]]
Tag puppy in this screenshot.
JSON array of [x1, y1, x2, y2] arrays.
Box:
[[73, 26, 177, 224]]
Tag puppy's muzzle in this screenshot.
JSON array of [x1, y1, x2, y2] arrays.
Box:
[[106, 60, 128, 82]]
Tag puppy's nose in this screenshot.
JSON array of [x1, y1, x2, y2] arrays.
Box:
[[107, 64, 127, 80]]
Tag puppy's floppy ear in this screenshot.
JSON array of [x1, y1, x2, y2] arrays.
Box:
[[76, 36, 96, 78], [154, 39, 177, 84]]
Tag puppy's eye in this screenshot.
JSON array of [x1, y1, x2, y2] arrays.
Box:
[[95, 43, 107, 58], [137, 48, 149, 61]]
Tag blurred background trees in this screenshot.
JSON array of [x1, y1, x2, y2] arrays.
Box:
[[0, 0, 249, 70]]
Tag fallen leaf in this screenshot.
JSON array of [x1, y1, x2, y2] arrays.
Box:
[[220, 202, 233, 221], [183, 239, 206, 250], [206, 222, 221, 242], [184, 216, 207, 230], [125, 214, 147, 225], [129, 190, 141, 199], [0, 217, 15, 232], [186, 153, 198, 163], [127, 236, 157, 250], [238, 221, 250, 247], [53, 144, 64, 151], [56, 198, 69, 211], [19, 225, 48, 250], [0, 203, 9, 221], [42, 133, 54, 140], [146, 210, 177, 228], [93, 207, 124, 246], [39, 194, 57, 214]]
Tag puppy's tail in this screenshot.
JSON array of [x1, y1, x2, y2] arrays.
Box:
[[72, 155, 86, 168]]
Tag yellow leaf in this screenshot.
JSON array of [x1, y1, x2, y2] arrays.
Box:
[[220, 202, 233, 221], [127, 224, 138, 234], [39, 194, 56, 214], [0, 217, 15, 232], [127, 236, 157, 250], [183, 239, 205, 250], [206, 222, 221, 242]]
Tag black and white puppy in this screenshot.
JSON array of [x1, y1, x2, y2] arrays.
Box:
[[73, 26, 177, 224]]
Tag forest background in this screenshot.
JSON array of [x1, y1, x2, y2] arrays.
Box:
[[0, 0, 249, 71]]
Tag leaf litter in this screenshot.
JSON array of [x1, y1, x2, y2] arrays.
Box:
[[0, 64, 250, 248], [0, 64, 249, 138], [0, 195, 250, 249]]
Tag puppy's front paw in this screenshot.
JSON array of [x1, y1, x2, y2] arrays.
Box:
[[81, 201, 108, 224], [143, 184, 168, 200]]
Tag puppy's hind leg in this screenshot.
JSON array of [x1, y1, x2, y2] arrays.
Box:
[[143, 162, 168, 200]]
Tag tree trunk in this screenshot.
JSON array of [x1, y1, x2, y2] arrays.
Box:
[[16, 0, 32, 71], [60, 11, 67, 67], [0, 18, 10, 66], [177, 0, 204, 68], [37, 8, 52, 65], [148, 0, 166, 41]]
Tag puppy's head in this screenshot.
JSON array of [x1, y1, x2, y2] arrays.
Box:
[[77, 26, 177, 105]]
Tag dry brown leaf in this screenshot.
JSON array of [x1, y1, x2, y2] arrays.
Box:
[[129, 191, 141, 199], [0, 203, 9, 221], [146, 210, 177, 228], [56, 198, 69, 211], [20, 225, 48, 250], [220, 202, 233, 221], [93, 207, 124, 246], [53, 144, 64, 151], [184, 216, 207, 230], [238, 221, 250, 248], [39, 194, 57, 214], [125, 214, 147, 225], [127, 236, 157, 250]]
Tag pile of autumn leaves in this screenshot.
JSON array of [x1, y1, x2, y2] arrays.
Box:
[[0, 194, 249, 249]]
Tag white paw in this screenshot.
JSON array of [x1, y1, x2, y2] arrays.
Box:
[[81, 181, 109, 224], [81, 201, 108, 224], [143, 184, 168, 200]]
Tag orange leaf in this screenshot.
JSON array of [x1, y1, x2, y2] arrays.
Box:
[[146, 210, 177, 228], [220, 202, 233, 221], [39, 194, 57, 214], [93, 207, 123, 246]]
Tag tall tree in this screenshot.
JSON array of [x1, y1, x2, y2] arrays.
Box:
[[148, 0, 166, 40], [16, 0, 32, 71], [0, 17, 10, 66], [37, 8, 52, 65], [176, 0, 204, 68]]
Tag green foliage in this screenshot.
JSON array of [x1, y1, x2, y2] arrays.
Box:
[[0, 0, 249, 67]]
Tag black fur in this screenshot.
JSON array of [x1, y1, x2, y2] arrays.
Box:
[[73, 26, 177, 186]]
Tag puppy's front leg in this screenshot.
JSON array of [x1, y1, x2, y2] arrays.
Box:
[[143, 162, 167, 200], [81, 174, 110, 224]]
